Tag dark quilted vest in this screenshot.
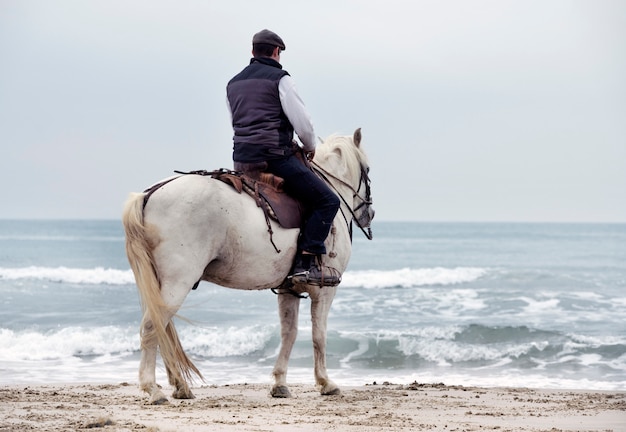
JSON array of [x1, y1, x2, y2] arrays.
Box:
[[227, 57, 294, 162]]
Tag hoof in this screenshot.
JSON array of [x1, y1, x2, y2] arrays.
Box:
[[321, 387, 341, 396], [270, 385, 292, 398], [318, 380, 341, 396], [149, 393, 170, 405], [172, 388, 195, 400]]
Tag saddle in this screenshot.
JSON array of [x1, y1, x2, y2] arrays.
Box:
[[214, 163, 304, 230]]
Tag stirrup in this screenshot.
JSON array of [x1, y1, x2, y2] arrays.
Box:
[[288, 270, 310, 285], [289, 266, 341, 287]]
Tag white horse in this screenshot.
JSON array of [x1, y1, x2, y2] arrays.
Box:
[[122, 129, 373, 404]]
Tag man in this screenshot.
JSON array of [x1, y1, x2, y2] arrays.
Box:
[[226, 29, 340, 286]]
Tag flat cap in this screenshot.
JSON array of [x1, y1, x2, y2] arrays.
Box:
[[252, 29, 286, 51]]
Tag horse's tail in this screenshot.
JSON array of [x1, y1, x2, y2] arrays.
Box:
[[122, 192, 203, 383]]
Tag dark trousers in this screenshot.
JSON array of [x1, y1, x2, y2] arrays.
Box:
[[266, 155, 340, 255]]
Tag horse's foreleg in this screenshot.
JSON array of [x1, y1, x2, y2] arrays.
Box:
[[311, 285, 340, 396], [271, 291, 301, 398], [139, 317, 169, 404]]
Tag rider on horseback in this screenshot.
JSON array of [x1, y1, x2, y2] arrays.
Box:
[[226, 29, 341, 286]]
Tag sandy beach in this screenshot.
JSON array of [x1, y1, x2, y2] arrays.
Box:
[[1, 381, 624, 431]]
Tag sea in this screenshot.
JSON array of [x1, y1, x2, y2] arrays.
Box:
[[1, 220, 625, 391]]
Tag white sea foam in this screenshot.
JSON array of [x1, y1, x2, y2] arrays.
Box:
[[394, 337, 552, 364], [0, 327, 138, 361], [0, 324, 278, 364], [568, 333, 626, 346], [341, 267, 487, 289], [519, 297, 561, 314], [336, 326, 558, 365], [332, 286, 486, 317], [0, 266, 486, 288], [179, 325, 276, 357], [0, 266, 134, 285]]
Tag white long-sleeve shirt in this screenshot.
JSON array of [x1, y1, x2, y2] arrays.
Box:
[[278, 75, 316, 152]]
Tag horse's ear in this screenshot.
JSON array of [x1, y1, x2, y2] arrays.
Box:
[[353, 128, 362, 147]]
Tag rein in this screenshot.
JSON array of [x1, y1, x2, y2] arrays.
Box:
[[311, 161, 373, 241]]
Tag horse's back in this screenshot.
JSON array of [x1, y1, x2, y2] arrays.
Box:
[[143, 174, 299, 290]]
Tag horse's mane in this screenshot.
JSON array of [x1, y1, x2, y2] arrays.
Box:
[[316, 133, 368, 180]]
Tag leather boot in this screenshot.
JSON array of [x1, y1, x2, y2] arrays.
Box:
[[290, 253, 341, 287]]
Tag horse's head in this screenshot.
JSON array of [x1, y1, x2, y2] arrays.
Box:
[[314, 128, 375, 239]]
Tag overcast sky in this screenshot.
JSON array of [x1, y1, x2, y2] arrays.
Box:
[[1, 0, 624, 222]]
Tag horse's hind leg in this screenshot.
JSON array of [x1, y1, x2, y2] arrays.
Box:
[[166, 361, 194, 400], [139, 317, 169, 404], [311, 285, 340, 395], [271, 290, 301, 398], [164, 319, 196, 400], [139, 316, 195, 404], [139, 281, 196, 404]]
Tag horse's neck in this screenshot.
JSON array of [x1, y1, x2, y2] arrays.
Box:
[[317, 159, 355, 205], [318, 160, 356, 242]]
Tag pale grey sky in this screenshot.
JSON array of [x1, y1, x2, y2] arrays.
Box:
[[1, 0, 624, 222]]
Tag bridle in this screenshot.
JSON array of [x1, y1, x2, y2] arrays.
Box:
[[311, 160, 373, 241]]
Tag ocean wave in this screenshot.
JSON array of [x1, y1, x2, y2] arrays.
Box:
[[0, 266, 134, 285], [3, 323, 625, 389], [0, 324, 278, 362], [329, 325, 626, 371], [341, 267, 487, 288], [4, 323, 623, 366], [179, 325, 277, 357], [0, 326, 138, 361], [0, 266, 487, 288], [121, 324, 626, 368]]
